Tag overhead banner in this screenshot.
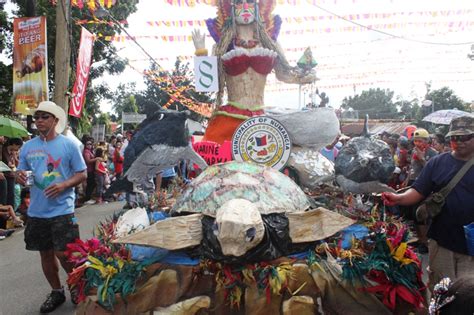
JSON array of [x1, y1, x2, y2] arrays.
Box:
[[69, 27, 94, 117], [12, 16, 49, 115]]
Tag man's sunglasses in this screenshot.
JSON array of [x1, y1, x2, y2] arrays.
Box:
[[33, 114, 53, 121], [449, 134, 473, 142]]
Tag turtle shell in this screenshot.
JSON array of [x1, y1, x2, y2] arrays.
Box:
[[171, 161, 310, 217]]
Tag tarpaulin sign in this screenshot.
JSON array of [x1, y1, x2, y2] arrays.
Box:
[[69, 27, 94, 118], [12, 16, 49, 115]]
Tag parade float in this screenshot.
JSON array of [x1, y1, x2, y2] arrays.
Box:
[[69, 0, 427, 314]]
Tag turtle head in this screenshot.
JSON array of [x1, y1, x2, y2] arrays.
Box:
[[214, 199, 265, 257]]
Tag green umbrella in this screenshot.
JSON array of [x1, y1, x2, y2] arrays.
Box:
[[0, 116, 29, 138], [0, 161, 11, 172]]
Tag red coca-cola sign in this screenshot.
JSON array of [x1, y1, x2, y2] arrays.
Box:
[[69, 27, 94, 118]]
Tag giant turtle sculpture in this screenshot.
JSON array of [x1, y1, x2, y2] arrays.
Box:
[[116, 161, 353, 263]]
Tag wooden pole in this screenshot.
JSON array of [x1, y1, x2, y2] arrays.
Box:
[[53, 0, 71, 129], [25, 0, 36, 133]]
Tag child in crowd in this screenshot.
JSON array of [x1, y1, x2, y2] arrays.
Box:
[[113, 140, 124, 177], [94, 148, 108, 204]]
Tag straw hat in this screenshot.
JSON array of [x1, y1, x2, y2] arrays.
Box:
[[31, 101, 67, 134]]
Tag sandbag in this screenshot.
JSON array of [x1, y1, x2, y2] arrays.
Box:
[[266, 107, 340, 149]]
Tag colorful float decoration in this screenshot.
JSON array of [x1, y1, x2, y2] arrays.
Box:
[[54, 0, 117, 11], [71, 0, 426, 314]]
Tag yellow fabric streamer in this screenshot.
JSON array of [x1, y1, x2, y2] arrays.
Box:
[[242, 269, 255, 284], [230, 286, 243, 309], [390, 242, 417, 265], [269, 263, 293, 295]]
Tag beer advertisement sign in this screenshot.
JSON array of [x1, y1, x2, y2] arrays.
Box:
[[13, 16, 49, 115]]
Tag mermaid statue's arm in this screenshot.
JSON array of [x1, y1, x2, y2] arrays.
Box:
[[273, 42, 318, 85], [274, 62, 318, 85]]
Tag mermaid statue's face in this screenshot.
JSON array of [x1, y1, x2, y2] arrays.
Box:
[[234, 0, 256, 25]]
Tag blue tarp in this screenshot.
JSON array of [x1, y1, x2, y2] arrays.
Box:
[[341, 224, 369, 249]]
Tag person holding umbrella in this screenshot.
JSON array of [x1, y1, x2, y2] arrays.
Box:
[[16, 101, 87, 312], [0, 116, 29, 207], [0, 115, 29, 138]]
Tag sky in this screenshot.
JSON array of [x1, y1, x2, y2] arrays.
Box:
[[3, 0, 474, 113], [106, 0, 474, 112]]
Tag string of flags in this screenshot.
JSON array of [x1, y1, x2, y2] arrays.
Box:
[[91, 20, 473, 43], [266, 77, 474, 93], [145, 10, 474, 27], [75, 19, 128, 26], [71, 0, 116, 10], [163, 0, 473, 12], [73, 9, 474, 29], [50, 0, 117, 10]]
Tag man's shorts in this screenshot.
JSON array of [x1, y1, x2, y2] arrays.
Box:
[[24, 213, 80, 251]]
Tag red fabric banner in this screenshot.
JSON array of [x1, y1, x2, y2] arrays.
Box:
[[69, 27, 94, 118], [193, 140, 232, 165]]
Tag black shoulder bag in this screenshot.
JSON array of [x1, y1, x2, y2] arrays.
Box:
[[416, 157, 474, 222]]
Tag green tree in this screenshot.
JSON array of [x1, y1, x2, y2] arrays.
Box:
[[111, 82, 138, 115], [412, 86, 468, 131], [97, 111, 112, 134], [137, 58, 214, 122], [109, 82, 140, 132], [341, 88, 398, 119], [395, 97, 420, 120], [0, 7, 13, 115], [1, 0, 138, 129], [423, 86, 468, 112]]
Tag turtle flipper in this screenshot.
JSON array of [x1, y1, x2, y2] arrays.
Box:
[[288, 207, 354, 243], [114, 214, 203, 250]]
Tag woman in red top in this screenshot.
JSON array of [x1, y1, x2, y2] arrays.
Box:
[[113, 141, 124, 177], [94, 148, 108, 204], [83, 140, 99, 203]]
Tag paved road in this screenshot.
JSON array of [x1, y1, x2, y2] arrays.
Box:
[[0, 201, 124, 315]]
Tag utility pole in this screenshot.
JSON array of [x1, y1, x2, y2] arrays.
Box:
[[53, 0, 71, 129], [25, 0, 36, 133]]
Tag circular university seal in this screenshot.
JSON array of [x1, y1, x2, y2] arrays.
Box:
[[232, 116, 292, 170]]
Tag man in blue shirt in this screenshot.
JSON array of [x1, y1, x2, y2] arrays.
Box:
[[382, 116, 474, 292], [17, 101, 87, 313]]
